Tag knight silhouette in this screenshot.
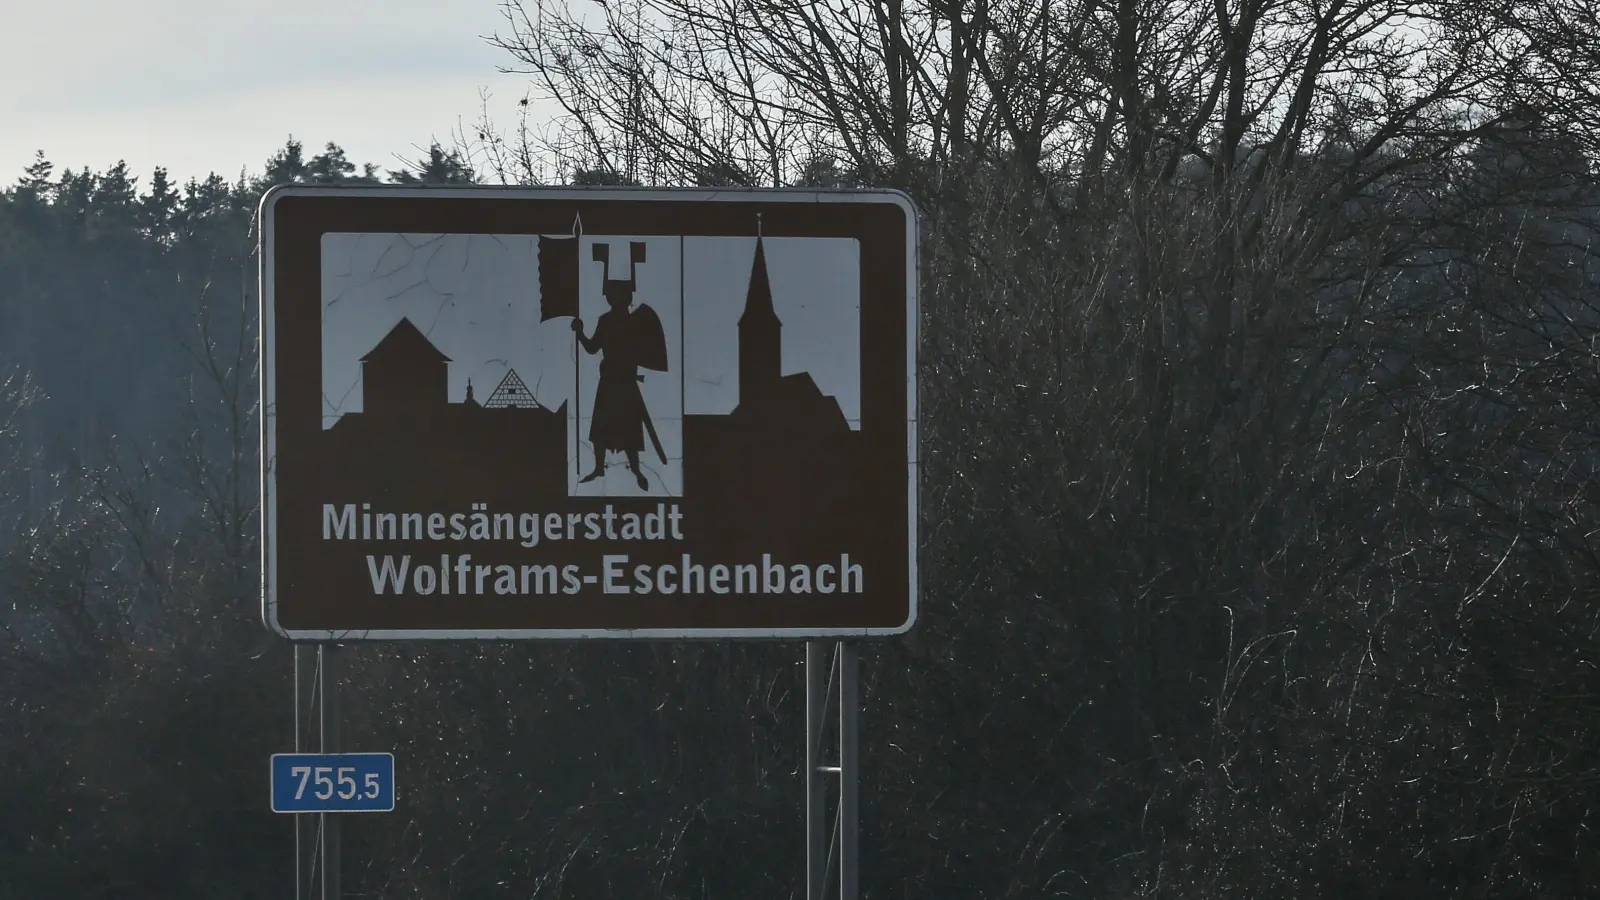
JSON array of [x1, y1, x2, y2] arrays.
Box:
[[572, 241, 668, 490]]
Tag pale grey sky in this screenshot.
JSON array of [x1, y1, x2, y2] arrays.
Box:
[[0, 0, 541, 187]]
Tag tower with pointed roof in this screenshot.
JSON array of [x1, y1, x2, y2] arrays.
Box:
[[738, 226, 781, 410], [360, 316, 451, 418]]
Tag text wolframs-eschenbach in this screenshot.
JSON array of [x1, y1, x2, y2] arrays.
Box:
[[321, 502, 865, 597]]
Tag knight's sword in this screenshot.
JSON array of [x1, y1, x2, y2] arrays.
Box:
[[638, 394, 669, 465]]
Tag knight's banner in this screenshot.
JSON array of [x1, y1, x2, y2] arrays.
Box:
[[538, 235, 580, 321]]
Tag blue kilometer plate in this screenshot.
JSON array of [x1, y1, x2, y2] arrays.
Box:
[[271, 753, 395, 813]]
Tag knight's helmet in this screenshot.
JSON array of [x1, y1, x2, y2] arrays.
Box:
[[590, 240, 669, 374], [592, 241, 647, 307]]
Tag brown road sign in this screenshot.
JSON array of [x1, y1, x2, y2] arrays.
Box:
[[259, 185, 919, 640]]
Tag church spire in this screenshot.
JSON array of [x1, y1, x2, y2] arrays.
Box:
[[737, 219, 782, 410], [738, 225, 780, 328]]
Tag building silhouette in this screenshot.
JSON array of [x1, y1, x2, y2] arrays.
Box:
[[683, 233, 865, 546], [727, 235, 857, 435], [484, 370, 543, 409], [737, 235, 782, 409], [321, 317, 567, 502], [359, 317, 451, 418]]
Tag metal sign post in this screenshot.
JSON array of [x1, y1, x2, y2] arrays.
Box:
[[807, 640, 859, 900], [294, 644, 341, 900]]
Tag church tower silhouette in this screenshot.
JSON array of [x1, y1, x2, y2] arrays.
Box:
[[737, 230, 781, 410]]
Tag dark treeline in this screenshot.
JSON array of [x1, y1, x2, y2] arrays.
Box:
[[3, 0, 1600, 895]]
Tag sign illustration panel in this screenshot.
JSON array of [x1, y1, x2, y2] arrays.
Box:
[[261, 187, 917, 639]]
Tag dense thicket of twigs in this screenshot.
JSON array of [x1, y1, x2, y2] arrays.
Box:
[[2, 0, 1600, 895]]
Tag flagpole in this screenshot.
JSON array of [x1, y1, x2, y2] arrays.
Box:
[[574, 328, 580, 480], [573, 212, 583, 482], [680, 234, 685, 465]]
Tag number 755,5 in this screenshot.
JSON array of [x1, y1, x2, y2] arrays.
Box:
[[290, 765, 381, 800]]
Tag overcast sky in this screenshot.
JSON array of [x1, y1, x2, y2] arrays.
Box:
[[0, 0, 544, 187]]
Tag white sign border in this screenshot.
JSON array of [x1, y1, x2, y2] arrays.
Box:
[[260, 185, 920, 641]]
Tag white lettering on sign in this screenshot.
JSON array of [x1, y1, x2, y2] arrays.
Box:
[[362, 553, 863, 597], [323, 502, 686, 546]]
